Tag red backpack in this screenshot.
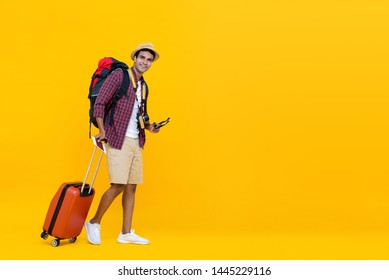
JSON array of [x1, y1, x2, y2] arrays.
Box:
[[87, 57, 130, 136]]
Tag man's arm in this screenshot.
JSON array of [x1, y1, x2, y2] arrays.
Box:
[[93, 69, 122, 142], [95, 117, 106, 142]]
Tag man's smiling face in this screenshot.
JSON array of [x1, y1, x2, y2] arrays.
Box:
[[133, 50, 154, 75]]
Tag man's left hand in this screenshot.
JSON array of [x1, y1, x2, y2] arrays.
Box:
[[147, 123, 160, 133]]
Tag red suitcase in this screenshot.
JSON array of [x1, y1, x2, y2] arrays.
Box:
[[41, 143, 104, 247]]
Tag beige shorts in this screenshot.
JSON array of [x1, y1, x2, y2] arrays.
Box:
[[106, 137, 143, 185]]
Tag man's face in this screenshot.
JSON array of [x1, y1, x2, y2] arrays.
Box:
[[133, 50, 154, 74]]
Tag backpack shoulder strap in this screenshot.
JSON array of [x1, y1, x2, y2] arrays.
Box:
[[107, 68, 130, 125], [119, 69, 130, 97]]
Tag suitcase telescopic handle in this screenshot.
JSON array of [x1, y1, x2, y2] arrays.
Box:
[[81, 143, 105, 194]]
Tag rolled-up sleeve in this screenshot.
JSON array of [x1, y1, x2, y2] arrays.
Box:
[[93, 69, 122, 119]]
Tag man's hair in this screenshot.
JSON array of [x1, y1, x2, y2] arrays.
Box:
[[134, 49, 156, 61]]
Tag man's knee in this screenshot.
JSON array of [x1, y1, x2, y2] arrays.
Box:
[[110, 183, 126, 194], [125, 184, 137, 193]]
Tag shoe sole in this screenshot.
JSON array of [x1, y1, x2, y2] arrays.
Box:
[[117, 239, 149, 245]]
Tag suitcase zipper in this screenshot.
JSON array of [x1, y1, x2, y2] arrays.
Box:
[[48, 183, 82, 236]]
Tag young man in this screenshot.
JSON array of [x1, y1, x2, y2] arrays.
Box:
[[84, 43, 160, 245]]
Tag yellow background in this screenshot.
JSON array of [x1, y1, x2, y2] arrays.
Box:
[[1, 0, 389, 259]]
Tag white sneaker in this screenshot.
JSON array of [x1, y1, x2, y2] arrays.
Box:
[[84, 220, 101, 245], [117, 229, 150, 245]]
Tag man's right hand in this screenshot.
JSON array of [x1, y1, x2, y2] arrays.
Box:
[[95, 130, 107, 143], [95, 117, 107, 142]]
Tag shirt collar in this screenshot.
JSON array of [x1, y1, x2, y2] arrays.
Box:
[[130, 67, 144, 86]]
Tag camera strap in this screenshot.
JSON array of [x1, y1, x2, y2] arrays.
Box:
[[129, 69, 147, 112], [129, 69, 149, 129]]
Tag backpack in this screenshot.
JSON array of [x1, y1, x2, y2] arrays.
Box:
[[88, 57, 130, 137]]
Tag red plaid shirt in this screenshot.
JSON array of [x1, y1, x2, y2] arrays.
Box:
[[94, 68, 147, 150]]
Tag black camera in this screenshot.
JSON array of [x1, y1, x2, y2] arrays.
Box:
[[137, 113, 149, 129]]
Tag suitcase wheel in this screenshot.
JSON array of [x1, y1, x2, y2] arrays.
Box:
[[40, 231, 49, 240], [69, 237, 77, 243], [51, 239, 60, 247]]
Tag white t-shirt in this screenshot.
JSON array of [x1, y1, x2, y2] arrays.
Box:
[[125, 81, 142, 138]]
